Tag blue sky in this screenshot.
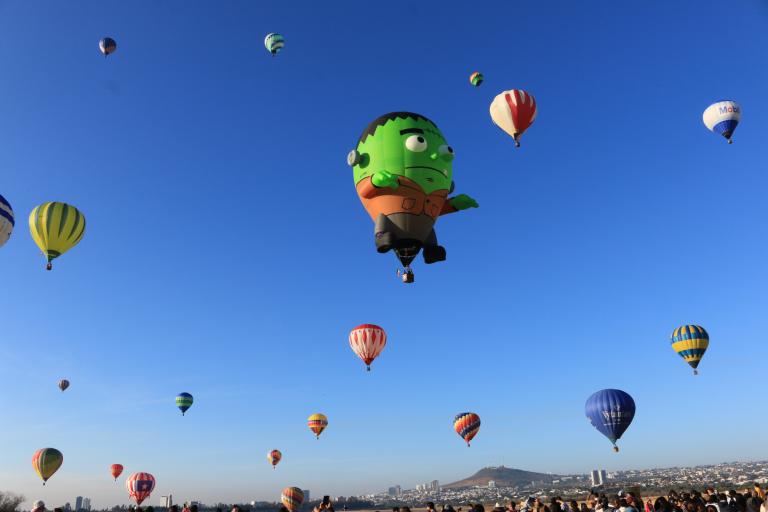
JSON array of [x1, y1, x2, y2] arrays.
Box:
[[1, 0, 768, 508]]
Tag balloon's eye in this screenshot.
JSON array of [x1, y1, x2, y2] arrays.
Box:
[[405, 135, 428, 152], [438, 145, 454, 157]]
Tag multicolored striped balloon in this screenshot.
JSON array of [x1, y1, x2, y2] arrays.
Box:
[[110, 463, 124, 481], [349, 324, 387, 371], [0, 194, 14, 249], [99, 37, 117, 57], [453, 412, 481, 446], [307, 413, 328, 439], [126, 472, 156, 505], [671, 325, 709, 375], [469, 72, 484, 87], [267, 449, 282, 469], [176, 392, 193, 415], [281, 487, 304, 512], [264, 33, 285, 55], [28, 202, 86, 270], [32, 448, 63, 484], [58, 379, 69, 392], [489, 89, 538, 147]]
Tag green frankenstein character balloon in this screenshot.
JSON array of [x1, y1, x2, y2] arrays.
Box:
[[347, 112, 478, 271]]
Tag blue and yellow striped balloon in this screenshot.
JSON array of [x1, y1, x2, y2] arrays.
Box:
[[671, 325, 709, 375]]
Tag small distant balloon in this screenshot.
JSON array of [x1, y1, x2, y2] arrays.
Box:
[[307, 413, 328, 439], [671, 324, 709, 375], [264, 33, 284, 56], [126, 472, 155, 505], [453, 412, 481, 446], [281, 487, 304, 512], [489, 89, 538, 147], [32, 448, 63, 485], [267, 449, 282, 469], [99, 37, 117, 57], [58, 380, 69, 392], [349, 324, 387, 371], [703, 100, 740, 144], [469, 72, 484, 87], [110, 464, 124, 481], [0, 194, 14, 249], [585, 389, 635, 452], [176, 392, 193, 415]]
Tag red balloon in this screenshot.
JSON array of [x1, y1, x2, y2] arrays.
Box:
[[126, 472, 155, 505], [110, 464, 124, 481]]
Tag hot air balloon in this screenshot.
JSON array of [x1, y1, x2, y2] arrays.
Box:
[[453, 412, 480, 446], [126, 472, 155, 505], [703, 101, 740, 144], [32, 448, 63, 485], [267, 449, 282, 469], [281, 487, 304, 512], [58, 380, 69, 392], [469, 72, 484, 87], [490, 89, 538, 147], [99, 37, 117, 57], [349, 324, 387, 371], [671, 325, 709, 375], [264, 33, 284, 56], [585, 389, 635, 452], [29, 202, 86, 270], [0, 194, 14, 249], [110, 464, 124, 481], [307, 413, 328, 439], [176, 392, 193, 415]]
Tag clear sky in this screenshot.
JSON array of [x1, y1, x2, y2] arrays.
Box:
[[1, 0, 768, 508]]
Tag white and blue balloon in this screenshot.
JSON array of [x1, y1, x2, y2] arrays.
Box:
[[703, 100, 741, 144]]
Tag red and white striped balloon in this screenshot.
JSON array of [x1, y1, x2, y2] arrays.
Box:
[[125, 472, 155, 505], [489, 89, 537, 147], [349, 324, 387, 371]]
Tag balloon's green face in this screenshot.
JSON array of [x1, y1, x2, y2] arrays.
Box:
[[350, 115, 454, 194]]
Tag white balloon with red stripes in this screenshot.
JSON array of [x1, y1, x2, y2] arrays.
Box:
[[349, 324, 387, 371], [489, 89, 538, 147]]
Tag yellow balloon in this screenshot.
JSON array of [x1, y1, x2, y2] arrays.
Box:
[[29, 202, 86, 270]]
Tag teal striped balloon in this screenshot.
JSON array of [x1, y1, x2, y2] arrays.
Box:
[[264, 33, 285, 55]]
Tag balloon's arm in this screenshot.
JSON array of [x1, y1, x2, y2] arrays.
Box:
[[443, 194, 479, 215], [358, 173, 399, 198]]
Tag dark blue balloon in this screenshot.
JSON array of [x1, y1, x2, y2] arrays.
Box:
[[585, 389, 635, 450]]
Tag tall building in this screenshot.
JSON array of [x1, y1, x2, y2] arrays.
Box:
[[388, 488, 398, 497], [599, 470, 607, 484], [75, 497, 83, 512], [590, 470, 600, 487], [302, 490, 310, 503], [488, 481, 497, 489], [395, 486, 401, 497], [431, 480, 439, 491], [83, 498, 91, 511]]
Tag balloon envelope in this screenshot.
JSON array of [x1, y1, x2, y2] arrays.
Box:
[[489, 90, 538, 146], [281, 487, 304, 512], [585, 389, 635, 450], [703, 100, 740, 142], [469, 72, 484, 87], [349, 324, 387, 370], [0, 194, 14, 249], [110, 464, 124, 481], [99, 37, 117, 56], [28, 202, 86, 269], [453, 412, 481, 446], [32, 448, 63, 483], [671, 325, 709, 373], [264, 33, 284, 55], [176, 392, 193, 415], [126, 472, 155, 505], [58, 379, 69, 392], [267, 449, 282, 468], [307, 413, 328, 438]]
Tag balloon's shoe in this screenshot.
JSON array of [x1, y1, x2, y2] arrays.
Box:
[[375, 232, 394, 253], [422, 245, 446, 264]]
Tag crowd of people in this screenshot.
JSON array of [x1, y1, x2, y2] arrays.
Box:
[[385, 485, 768, 512]]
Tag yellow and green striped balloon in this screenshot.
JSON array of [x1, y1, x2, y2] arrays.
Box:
[[28, 202, 86, 270], [670, 324, 709, 375]]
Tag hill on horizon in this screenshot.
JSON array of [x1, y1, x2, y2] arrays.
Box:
[[444, 466, 562, 489]]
